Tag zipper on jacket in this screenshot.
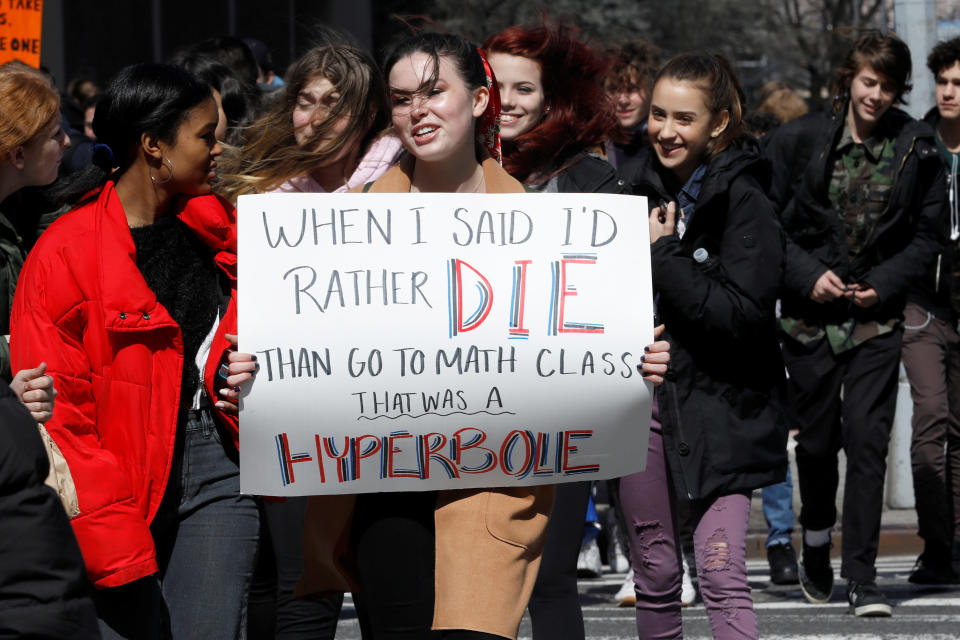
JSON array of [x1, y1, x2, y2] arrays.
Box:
[[665, 381, 695, 499], [857, 136, 919, 259]]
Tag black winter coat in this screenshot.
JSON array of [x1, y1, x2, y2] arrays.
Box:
[[635, 140, 789, 500], [905, 108, 957, 321], [763, 106, 946, 324], [533, 150, 630, 195], [0, 380, 98, 638]]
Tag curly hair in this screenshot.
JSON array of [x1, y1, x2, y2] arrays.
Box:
[[483, 19, 619, 185], [928, 37, 960, 77], [604, 39, 660, 95]]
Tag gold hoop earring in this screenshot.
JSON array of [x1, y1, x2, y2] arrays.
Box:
[[150, 156, 175, 185]]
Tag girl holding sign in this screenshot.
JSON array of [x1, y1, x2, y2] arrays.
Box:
[[620, 53, 787, 639], [11, 63, 260, 639], [298, 32, 543, 640], [219, 38, 402, 640], [295, 30, 673, 639], [483, 20, 657, 639]]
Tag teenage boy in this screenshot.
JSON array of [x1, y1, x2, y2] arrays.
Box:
[[899, 36, 960, 586], [764, 31, 946, 617]]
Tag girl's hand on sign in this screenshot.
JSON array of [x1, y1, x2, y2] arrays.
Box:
[[639, 324, 670, 386], [215, 333, 258, 415]]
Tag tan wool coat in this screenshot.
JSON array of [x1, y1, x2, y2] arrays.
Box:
[[296, 155, 556, 640]]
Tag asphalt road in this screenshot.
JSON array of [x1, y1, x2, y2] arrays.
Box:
[[331, 554, 960, 639]]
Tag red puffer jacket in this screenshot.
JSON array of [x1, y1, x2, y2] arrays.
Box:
[[10, 182, 239, 589]]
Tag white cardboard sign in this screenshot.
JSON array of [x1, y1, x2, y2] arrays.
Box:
[[238, 192, 652, 495]]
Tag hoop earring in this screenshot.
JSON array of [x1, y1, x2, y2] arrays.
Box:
[[150, 156, 174, 185]]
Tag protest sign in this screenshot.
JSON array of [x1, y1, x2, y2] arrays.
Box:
[[0, 1, 42, 67], [238, 192, 653, 495]]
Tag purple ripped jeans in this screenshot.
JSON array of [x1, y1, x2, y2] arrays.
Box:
[[619, 422, 756, 640]]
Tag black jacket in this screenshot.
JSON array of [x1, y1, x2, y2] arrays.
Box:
[[0, 380, 98, 638], [905, 108, 957, 321], [534, 150, 630, 195], [763, 105, 947, 324], [635, 139, 789, 500]]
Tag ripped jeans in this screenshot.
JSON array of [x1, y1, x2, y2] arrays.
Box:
[[619, 428, 756, 640]]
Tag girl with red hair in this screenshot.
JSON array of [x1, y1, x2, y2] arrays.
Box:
[[484, 20, 668, 640]]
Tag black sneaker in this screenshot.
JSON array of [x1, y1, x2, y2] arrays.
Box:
[[847, 580, 892, 617], [767, 543, 799, 585], [908, 556, 958, 585], [799, 542, 833, 604]]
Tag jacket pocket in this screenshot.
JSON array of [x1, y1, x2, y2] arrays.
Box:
[[701, 386, 786, 474], [484, 487, 551, 551]]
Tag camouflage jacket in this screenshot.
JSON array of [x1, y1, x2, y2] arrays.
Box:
[[763, 105, 946, 333]]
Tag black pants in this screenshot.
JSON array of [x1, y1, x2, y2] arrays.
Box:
[[248, 498, 344, 639], [528, 481, 591, 640], [783, 329, 902, 582], [350, 491, 505, 640]]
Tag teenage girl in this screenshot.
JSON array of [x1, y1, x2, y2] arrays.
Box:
[[12, 63, 259, 639], [484, 21, 667, 640], [619, 53, 787, 640]]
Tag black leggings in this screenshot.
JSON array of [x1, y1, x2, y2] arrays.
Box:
[[528, 481, 592, 640], [350, 491, 504, 640]]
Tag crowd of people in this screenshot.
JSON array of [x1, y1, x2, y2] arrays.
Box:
[[0, 16, 959, 640]]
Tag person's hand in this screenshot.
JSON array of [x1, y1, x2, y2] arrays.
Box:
[[848, 284, 879, 308], [215, 334, 258, 415], [809, 269, 847, 303], [649, 201, 677, 244], [10, 362, 56, 423], [640, 324, 670, 386]]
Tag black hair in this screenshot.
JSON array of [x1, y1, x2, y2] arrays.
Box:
[[382, 32, 486, 99], [744, 110, 781, 137], [170, 52, 260, 145], [49, 63, 212, 207], [176, 36, 260, 87], [928, 37, 960, 77]]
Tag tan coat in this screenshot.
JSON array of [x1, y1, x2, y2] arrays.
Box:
[[296, 155, 555, 640]]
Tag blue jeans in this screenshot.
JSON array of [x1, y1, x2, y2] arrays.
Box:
[[762, 466, 795, 548], [97, 408, 260, 639]]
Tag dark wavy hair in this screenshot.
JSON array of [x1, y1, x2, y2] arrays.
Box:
[[49, 63, 212, 206], [483, 19, 619, 185], [832, 30, 912, 111], [928, 37, 960, 77], [383, 31, 487, 98], [169, 52, 260, 146], [654, 52, 745, 157]]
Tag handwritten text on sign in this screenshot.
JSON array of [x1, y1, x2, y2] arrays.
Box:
[[0, 1, 42, 67], [238, 192, 652, 495]]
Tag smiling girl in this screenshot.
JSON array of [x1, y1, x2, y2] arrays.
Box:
[[483, 21, 666, 640], [619, 53, 787, 639], [12, 63, 259, 639], [296, 32, 549, 640]]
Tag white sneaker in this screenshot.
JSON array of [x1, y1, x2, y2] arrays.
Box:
[[681, 555, 697, 606], [615, 569, 636, 607], [577, 539, 603, 578]]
